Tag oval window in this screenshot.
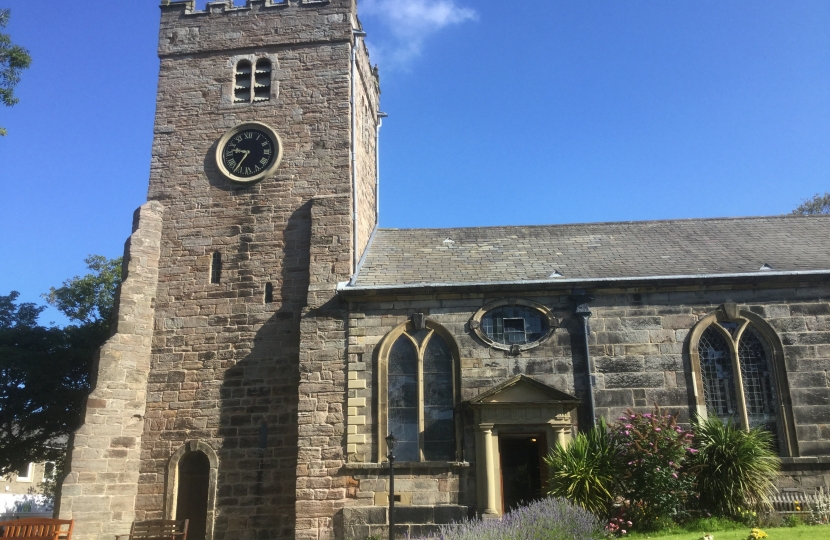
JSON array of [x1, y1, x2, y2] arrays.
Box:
[[480, 306, 550, 346]]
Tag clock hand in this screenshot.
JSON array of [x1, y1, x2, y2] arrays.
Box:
[[233, 150, 250, 172]]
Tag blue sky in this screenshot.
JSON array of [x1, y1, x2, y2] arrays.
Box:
[[1, 0, 829, 325]]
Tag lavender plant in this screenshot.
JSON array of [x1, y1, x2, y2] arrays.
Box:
[[430, 497, 604, 540]]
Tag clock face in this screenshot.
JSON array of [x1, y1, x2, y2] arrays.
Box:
[[215, 122, 284, 183], [221, 128, 277, 179]]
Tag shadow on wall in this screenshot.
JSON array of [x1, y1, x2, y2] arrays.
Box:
[[214, 202, 312, 540]]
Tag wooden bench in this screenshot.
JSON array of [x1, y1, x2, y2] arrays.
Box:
[[0, 518, 74, 540], [771, 490, 815, 514], [115, 520, 189, 540]]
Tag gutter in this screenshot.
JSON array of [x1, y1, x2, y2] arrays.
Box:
[[337, 269, 830, 296]]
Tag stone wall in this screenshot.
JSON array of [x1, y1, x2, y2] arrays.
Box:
[[341, 279, 830, 512], [59, 201, 164, 540]]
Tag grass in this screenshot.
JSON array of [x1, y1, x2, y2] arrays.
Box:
[[626, 525, 830, 540]]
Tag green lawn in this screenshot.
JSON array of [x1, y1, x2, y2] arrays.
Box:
[[626, 526, 830, 540]]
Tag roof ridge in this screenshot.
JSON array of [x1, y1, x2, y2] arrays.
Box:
[[376, 214, 830, 232]]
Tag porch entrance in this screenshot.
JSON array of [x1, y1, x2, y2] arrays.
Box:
[[499, 434, 546, 513]]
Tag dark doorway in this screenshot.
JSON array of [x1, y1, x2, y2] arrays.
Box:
[[175, 452, 210, 540], [499, 435, 546, 513]]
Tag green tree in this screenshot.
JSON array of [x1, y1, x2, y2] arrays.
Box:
[[792, 192, 830, 215], [0, 256, 122, 477], [44, 255, 122, 328], [0, 9, 32, 137], [0, 292, 93, 476]]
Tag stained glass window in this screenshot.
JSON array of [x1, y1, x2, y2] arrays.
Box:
[[738, 327, 779, 448], [698, 322, 782, 453], [423, 334, 454, 461], [387, 328, 456, 462], [388, 336, 419, 462], [700, 326, 738, 421]]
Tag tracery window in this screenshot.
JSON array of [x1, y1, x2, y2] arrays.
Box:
[[385, 325, 456, 462], [695, 313, 787, 453]]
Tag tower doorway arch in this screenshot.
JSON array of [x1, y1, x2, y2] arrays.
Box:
[[175, 452, 210, 540]]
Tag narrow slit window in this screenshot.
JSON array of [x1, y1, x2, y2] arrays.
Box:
[[264, 282, 274, 304], [254, 59, 272, 102], [234, 60, 252, 103], [210, 252, 222, 284]]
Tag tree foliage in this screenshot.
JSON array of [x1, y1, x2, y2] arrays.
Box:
[[0, 9, 32, 136], [0, 256, 122, 477], [792, 192, 830, 216], [44, 255, 122, 326]]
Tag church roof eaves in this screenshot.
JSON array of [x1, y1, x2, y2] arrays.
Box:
[[341, 214, 830, 295]]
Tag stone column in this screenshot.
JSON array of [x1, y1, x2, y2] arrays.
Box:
[[481, 425, 498, 516], [557, 427, 568, 447]]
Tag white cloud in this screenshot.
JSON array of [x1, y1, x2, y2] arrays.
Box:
[[360, 0, 477, 68]]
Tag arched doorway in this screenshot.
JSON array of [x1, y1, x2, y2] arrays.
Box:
[[175, 452, 210, 540]]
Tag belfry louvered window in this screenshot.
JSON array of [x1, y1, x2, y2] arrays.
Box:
[[386, 328, 456, 462], [698, 322, 781, 449], [254, 59, 272, 102], [234, 60, 252, 103], [234, 59, 271, 104]]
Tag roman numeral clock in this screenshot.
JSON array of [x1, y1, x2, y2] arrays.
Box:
[[215, 122, 284, 183]]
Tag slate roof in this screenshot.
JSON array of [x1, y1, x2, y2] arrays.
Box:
[[349, 215, 830, 289]]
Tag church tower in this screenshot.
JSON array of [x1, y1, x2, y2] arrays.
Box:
[[58, 2, 381, 540]]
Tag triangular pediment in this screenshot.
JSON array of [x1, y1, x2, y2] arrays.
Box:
[[469, 375, 580, 405]]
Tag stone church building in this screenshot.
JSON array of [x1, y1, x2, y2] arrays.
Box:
[[57, 1, 830, 540]]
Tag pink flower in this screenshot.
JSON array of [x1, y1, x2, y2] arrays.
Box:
[[672, 473, 678, 479], [655, 427, 661, 432], [687, 447, 699, 453]]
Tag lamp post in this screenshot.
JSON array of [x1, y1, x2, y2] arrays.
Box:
[[385, 433, 396, 540]]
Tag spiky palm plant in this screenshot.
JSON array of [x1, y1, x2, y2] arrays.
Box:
[[544, 418, 620, 516], [692, 416, 780, 517]]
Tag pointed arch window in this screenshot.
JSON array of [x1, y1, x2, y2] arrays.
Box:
[[382, 323, 458, 463], [691, 306, 797, 456]]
